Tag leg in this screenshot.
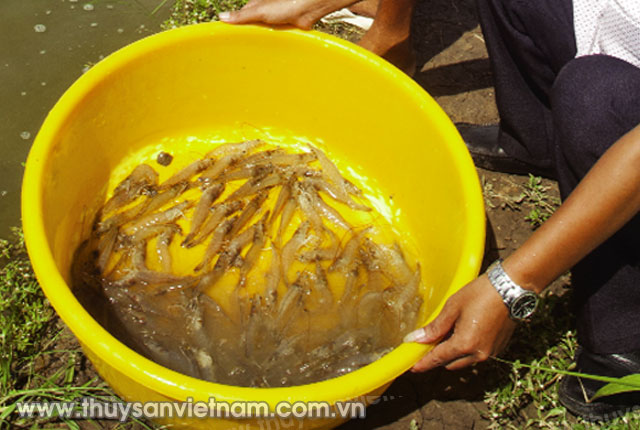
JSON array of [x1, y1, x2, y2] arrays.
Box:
[[348, 0, 378, 18], [551, 54, 640, 354], [358, 0, 416, 74], [475, 0, 576, 170]]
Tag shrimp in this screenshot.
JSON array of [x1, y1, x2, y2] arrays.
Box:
[[297, 224, 341, 263], [101, 164, 159, 216], [243, 296, 262, 359], [156, 225, 181, 272], [204, 139, 264, 159], [96, 182, 188, 235], [313, 262, 333, 308], [228, 192, 268, 237], [142, 182, 190, 215], [160, 159, 213, 189], [270, 178, 293, 224], [305, 177, 371, 212], [106, 241, 146, 286], [275, 284, 304, 333], [243, 151, 316, 172], [362, 239, 413, 285], [124, 271, 199, 291], [263, 247, 281, 308], [217, 164, 271, 183], [183, 183, 225, 245], [264, 151, 316, 167], [185, 200, 243, 248], [307, 144, 358, 204], [305, 184, 352, 230], [194, 216, 236, 273], [238, 212, 269, 288], [355, 291, 384, 329], [383, 264, 422, 312], [197, 223, 256, 290], [129, 240, 148, 271], [217, 223, 256, 271], [280, 221, 311, 283], [226, 171, 286, 201], [96, 227, 118, 271], [293, 182, 324, 234], [276, 198, 297, 246], [199, 153, 239, 183], [128, 222, 181, 244], [329, 227, 371, 273], [122, 200, 192, 236]]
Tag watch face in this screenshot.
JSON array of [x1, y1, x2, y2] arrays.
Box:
[[511, 293, 538, 320]]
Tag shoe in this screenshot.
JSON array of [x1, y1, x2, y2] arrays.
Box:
[[558, 346, 640, 422], [456, 123, 556, 179]]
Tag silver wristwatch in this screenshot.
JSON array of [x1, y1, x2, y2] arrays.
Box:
[[487, 259, 538, 321]]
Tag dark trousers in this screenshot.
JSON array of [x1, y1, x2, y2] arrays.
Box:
[[477, 0, 640, 353]]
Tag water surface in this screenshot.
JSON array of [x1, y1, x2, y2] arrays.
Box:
[[0, 0, 172, 238]]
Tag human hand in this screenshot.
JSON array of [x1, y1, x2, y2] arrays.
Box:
[[404, 275, 517, 371], [219, 0, 358, 30], [219, 0, 417, 74]]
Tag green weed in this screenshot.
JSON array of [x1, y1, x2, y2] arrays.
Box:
[[481, 174, 560, 228], [484, 291, 640, 428], [520, 174, 560, 228], [0, 227, 55, 396], [0, 229, 155, 429]]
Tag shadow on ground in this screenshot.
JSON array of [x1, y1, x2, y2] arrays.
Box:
[[340, 168, 570, 429], [411, 0, 498, 124]]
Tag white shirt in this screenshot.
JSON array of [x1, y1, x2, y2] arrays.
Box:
[[573, 0, 640, 68]]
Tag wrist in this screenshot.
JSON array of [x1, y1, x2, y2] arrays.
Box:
[[501, 256, 546, 294], [486, 259, 539, 321]]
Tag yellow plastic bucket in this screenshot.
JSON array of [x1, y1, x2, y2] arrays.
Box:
[[21, 23, 485, 429]]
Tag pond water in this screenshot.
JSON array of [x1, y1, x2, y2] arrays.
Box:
[[0, 0, 172, 238]]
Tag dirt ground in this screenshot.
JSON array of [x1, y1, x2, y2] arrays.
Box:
[[339, 1, 565, 428], [45, 0, 568, 428]]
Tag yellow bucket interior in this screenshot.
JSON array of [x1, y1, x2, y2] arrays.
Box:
[[21, 23, 485, 429]]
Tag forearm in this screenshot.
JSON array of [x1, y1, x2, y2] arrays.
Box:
[[503, 124, 640, 293]]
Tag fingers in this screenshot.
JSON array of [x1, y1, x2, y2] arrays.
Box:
[[219, 8, 315, 30], [219, 8, 262, 25], [410, 334, 491, 373], [444, 355, 478, 371], [445, 348, 490, 371], [404, 277, 515, 373], [218, 0, 320, 29], [403, 297, 460, 344]]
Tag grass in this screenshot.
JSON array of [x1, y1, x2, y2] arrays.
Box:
[[0, 228, 156, 429], [479, 176, 639, 428], [482, 279, 640, 429], [0, 228, 54, 396], [162, 0, 249, 29]]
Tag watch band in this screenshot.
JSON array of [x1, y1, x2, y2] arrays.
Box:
[[487, 259, 538, 321]]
